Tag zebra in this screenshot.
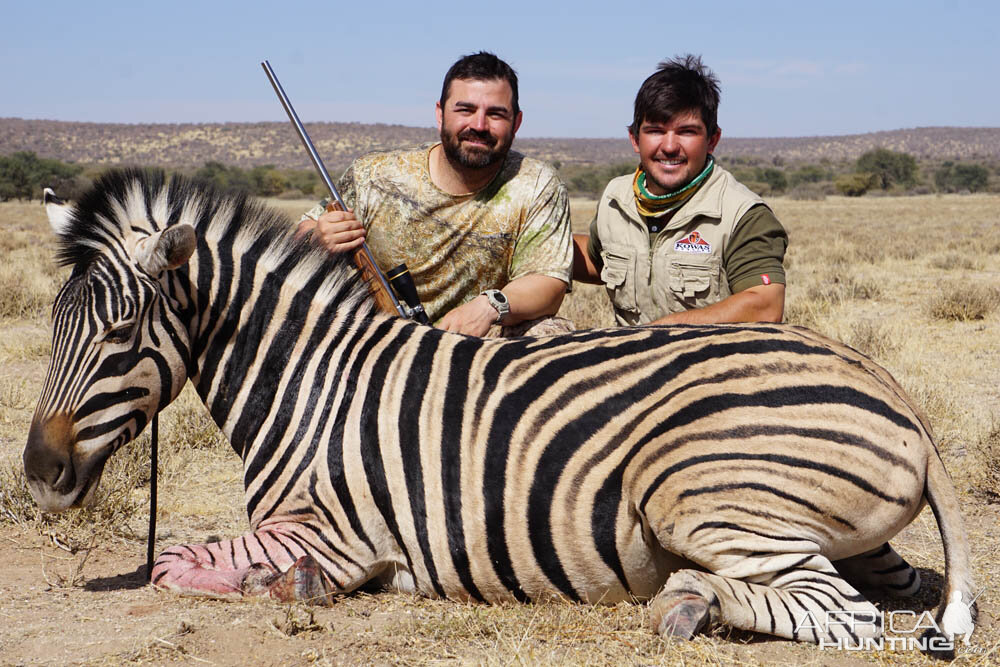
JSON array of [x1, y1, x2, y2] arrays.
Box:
[[24, 169, 976, 648]]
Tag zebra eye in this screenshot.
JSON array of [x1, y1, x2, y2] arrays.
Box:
[[103, 324, 135, 345]]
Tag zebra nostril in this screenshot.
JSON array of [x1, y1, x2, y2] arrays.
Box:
[[52, 462, 69, 490], [24, 418, 76, 493]]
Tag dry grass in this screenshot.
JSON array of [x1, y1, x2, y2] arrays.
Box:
[[1, 194, 999, 665], [972, 420, 1000, 504], [928, 284, 1000, 321]]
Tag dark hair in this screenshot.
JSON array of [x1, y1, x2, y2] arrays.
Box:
[[440, 51, 520, 116], [629, 54, 720, 137]]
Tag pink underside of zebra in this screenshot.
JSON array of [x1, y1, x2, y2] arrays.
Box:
[[23, 170, 977, 650]]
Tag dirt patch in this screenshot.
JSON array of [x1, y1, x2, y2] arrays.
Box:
[[0, 499, 997, 666]]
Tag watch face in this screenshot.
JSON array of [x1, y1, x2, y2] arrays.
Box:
[[495, 291, 508, 304]]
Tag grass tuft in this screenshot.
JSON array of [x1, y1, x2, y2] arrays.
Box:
[[971, 419, 1000, 503], [0, 253, 61, 319], [843, 318, 901, 362], [928, 284, 1000, 321], [0, 436, 150, 545]]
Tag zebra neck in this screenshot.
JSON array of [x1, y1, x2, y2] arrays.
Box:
[[183, 249, 380, 459]]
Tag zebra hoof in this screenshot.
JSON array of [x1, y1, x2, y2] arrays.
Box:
[[240, 562, 280, 596], [255, 556, 332, 605], [653, 594, 713, 640]]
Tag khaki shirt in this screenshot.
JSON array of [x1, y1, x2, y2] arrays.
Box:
[[304, 144, 572, 323], [589, 165, 786, 326]]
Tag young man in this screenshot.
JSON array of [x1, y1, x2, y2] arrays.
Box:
[[299, 52, 573, 337], [573, 55, 787, 326]]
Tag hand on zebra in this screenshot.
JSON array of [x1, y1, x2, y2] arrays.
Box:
[[437, 295, 502, 337], [296, 207, 367, 255]]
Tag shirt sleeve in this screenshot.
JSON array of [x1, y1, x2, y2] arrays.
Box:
[[724, 204, 788, 293], [508, 170, 573, 285], [336, 161, 359, 213]]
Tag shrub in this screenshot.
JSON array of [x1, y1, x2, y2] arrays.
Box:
[[972, 420, 1000, 503], [928, 284, 1000, 321], [286, 169, 318, 196], [935, 162, 990, 193], [757, 167, 787, 194], [563, 162, 636, 197], [856, 148, 917, 190], [835, 173, 877, 197], [844, 319, 899, 362], [730, 166, 786, 194], [0, 152, 84, 201], [789, 164, 831, 187], [251, 166, 288, 197]]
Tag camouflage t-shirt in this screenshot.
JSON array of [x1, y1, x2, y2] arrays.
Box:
[[303, 144, 572, 323]]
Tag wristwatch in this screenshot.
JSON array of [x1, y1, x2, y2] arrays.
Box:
[[481, 289, 510, 323]]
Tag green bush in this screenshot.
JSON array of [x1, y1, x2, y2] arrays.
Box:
[[192, 162, 322, 198], [789, 164, 831, 187], [286, 169, 318, 196], [835, 173, 877, 197], [0, 152, 84, 201], [561, 161, 636, 197], [729, 166, 786, 194], [856, 148, 917, 190], [193, 161, 253, 192], [935, 162, 990, 192], [250, 166, 288, 197], [758, 167, 787, 194]]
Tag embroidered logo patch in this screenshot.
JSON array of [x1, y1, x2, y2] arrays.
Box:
[[761, 274, 771, 285], [674, 231, 712, 253]]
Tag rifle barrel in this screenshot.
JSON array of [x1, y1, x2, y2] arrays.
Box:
[[261, 60, 409, 319], [261, 60, 346, 211]]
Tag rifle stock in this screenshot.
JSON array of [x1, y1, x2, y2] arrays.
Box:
[[322, 200, 405, 316]]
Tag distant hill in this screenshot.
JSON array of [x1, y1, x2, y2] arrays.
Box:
[[2, 118, 998, 171]]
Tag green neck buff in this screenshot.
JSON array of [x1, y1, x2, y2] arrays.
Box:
[[633, 155, 715, 218]]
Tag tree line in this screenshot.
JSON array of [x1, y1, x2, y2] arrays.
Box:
[[0, 149, 996, 202], [558, 148, 996, 198], [0, 153, 320, 202]]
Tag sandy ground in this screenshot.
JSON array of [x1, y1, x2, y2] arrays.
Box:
[[0, 502, 997, 666]]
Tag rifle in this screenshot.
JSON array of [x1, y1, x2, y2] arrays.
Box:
[[261, 60, 428, 324]]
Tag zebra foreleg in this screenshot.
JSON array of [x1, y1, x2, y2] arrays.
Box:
[[150, 528, 333, 604], [649, 555, 883, 644], [833, 542, 921, 597]]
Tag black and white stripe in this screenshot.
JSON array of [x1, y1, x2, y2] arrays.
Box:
[[24, 170, 977, 646]]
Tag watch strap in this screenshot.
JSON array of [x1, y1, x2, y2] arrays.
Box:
[[481, 289, 509, 323]]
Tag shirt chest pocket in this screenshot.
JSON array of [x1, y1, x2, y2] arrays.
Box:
[[665, 255, 722, 302], [600, 245, 639, 313]]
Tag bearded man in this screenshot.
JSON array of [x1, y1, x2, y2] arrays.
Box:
[[299, 52, 572, 337], [573, 55, 788, 326]]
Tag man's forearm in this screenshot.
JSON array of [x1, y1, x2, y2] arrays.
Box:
[[650, 283, 785, 325], [436, 274, 567, 336], [572, 233, 602, 284], [501, 274, 567, 324]]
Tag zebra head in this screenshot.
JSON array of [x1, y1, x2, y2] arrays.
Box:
[[24, 172, 196, 512]]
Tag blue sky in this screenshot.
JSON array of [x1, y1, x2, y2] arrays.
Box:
[[3, 0, 996, 138]]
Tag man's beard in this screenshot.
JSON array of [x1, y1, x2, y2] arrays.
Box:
[[440, 126, 513, 170]]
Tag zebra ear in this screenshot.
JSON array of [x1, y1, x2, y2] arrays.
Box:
[[135, 224, 197, 276], [44, 188, 74, 236]]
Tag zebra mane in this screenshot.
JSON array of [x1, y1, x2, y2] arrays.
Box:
[[55, 167, 374, 314]]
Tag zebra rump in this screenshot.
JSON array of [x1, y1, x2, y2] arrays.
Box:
[[24, 169, 976, 649]]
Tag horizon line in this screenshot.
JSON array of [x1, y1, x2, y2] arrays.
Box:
[[1, 117, 998, 143]]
